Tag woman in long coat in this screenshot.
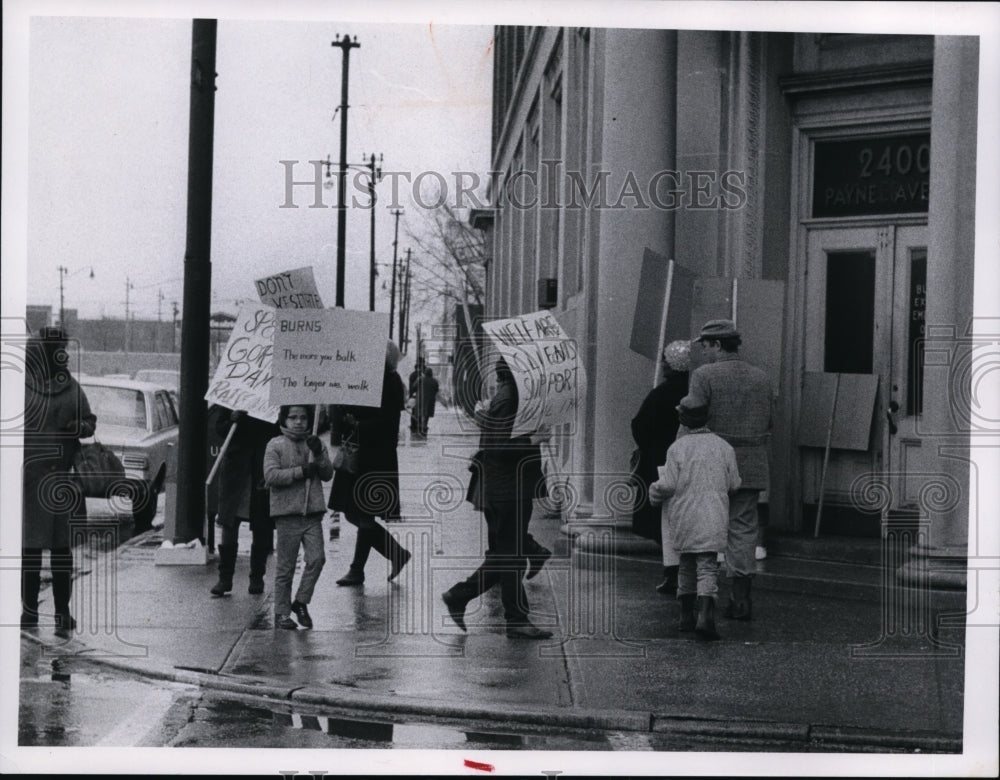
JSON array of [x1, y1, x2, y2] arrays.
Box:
[[21, 327, 97, 631], [630, 339, 690, 595], [328, 341, 411, 585]]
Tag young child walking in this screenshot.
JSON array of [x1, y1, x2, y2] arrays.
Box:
[[649, 401, 740, 640], [263, 405, 334, 630]]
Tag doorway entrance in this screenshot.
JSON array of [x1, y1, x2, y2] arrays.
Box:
[[802, 223, 928, 534]]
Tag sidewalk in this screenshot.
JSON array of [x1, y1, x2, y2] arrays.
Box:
[[20, 407, 967, 752]]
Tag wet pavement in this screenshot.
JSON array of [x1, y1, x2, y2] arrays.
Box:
[[15, 407, 970, 761]]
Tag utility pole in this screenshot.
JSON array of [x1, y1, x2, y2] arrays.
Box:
[[398, 247, 410, 348], [389, 208, 403, 339], [172, 301, 179, 352], [156, 288, 164, 353], [363, 152, 382, 311], [124, 276, 134, 356], [401, 249, 413, 355], [331, 34, 360, 309]]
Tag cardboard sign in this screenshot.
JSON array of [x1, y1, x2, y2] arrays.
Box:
[[204, 304, 281, 422], [482, 309, 586, 435], [255, 266, 324, 309], [270, 309, 390, 407]]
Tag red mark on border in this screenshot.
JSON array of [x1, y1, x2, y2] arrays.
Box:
[[464, 758, 495, 772]]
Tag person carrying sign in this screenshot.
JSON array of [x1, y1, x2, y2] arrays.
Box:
[[208, 405, 279, 597], [329, 341, 411, 586], [684, 319, 773, 621], [441, 357, 554, 640]]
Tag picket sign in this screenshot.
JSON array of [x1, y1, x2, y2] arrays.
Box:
[[255, 266, 324, 310], [481, 309, 586, 437]]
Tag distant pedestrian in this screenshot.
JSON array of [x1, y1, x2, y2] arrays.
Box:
[[414, 367, 440, 438], [650, 401, 740, 640], [630, 339, 690, 596], [208, 405, 279, 597], [441, 357, 553, 639], [263, 405, 333, 630], [407, 359, 424, 438], [21, 327, 97, 633], [685, 319, 773, 621], [329, 341, 411, 586]]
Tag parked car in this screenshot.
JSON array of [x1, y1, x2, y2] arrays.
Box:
[[132, 368, 181, 410], [78, 376, 178, 530]]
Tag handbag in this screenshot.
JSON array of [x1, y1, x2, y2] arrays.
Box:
[[72, 441, 126, 497], [336, 432, 360, 474]]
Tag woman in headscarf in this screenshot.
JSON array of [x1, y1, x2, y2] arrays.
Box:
[[328, 341, 411, 585], [21, 327, 97, 632]]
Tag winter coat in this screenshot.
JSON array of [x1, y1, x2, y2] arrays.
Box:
[[22, 364, 97, 549], [327, 368, 406, 519], [263, 432, 334, 517], [654, 428, 741, 554], [629, 370, 688, 543], [685, 353, 773, 490], [416, 373, 440, 418], [210, 405, 279, 527], [475, 375, 545, 505]]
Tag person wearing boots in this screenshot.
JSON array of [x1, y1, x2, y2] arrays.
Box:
[[264, 405, 334, 629], [21, 327, 97, 634], [630, 339, 691, 596], [441, 357, 554, 640], [209, 405, 279, 597], [650, 401, 740, 640], [685, 319, 773, 621], [330, 341, 411, 586]]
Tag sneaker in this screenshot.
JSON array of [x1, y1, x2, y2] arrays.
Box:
[[525, 546, 552, 581], [388, 549, 412, 582], [506, 622, 553, 640], [336, 567, 365, 586], [290, 600, 313, 629], [441, 589, 468, 632], [275, 615, 298, 630], [755, 546, 767, 561]]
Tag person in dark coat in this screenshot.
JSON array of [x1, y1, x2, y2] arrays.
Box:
[[407, 359, 424, 437], [441, 357, 553, 639], [630, 339, 690, 596], [329, 341, 411, 585], [209, 405, 279, 596], [21, 327, 97, 632], [414, 367, 440, 438]]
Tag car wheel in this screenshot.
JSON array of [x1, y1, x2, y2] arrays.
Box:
[[131, 481, 158, 532]]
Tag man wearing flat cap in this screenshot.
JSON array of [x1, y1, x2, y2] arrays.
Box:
[[683, 319, 773, 621]]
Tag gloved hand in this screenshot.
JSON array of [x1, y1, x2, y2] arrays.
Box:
[[306, 435, 323, 455], [230, 409, 247, 423], [301, 462, 318, 480], [77, 420, 95, 439]]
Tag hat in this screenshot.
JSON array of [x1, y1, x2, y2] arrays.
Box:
[[696, 319, 739, 342], [662, 340, 691, 372], [676, 400, 709, 429]]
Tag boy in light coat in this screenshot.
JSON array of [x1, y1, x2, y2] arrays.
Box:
[[650, 402, 740, 639]]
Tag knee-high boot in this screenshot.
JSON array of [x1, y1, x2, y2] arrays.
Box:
[[21, 549, 42, 627], [50, 547, 75, 631], [211, 544, 238, 596]]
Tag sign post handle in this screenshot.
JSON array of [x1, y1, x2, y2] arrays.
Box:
[[814, 373, 841, 539], [653, 260, 675, 389]]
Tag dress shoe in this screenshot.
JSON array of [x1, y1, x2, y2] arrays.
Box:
[[441, 589, 468, 631], [336, 567, 365, 586], [290, 600, 313, 629], [388, 549, 412, 582], [505, 622, 553, 640]]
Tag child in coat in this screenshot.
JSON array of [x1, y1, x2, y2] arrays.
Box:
[[649, 402, 740, 640], [263, 405, 334, 630]]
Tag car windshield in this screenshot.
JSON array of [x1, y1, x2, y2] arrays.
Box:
[[84, 386, 147, 429]]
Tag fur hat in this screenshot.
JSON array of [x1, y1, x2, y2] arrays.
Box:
[[662, 339, 691, 372]]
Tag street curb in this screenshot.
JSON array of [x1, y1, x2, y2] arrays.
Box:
[[20, 630, 962, 751]]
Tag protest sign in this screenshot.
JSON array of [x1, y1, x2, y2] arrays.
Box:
[[270, 309, 390, 407], [255, 266, 324, 309], [481, 309, 586, 435], [204, 304, 281, 422]]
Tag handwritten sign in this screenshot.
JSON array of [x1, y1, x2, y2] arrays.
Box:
[[481, 309, 586, 435], [270, 309, 390, 407], [204, 304, 281, 422], [255, 266, 324, 309]]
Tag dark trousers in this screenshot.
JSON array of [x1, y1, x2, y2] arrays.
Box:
[[22, 547, 73, 617], [454, 498, 531, 624], [345, 510, 407, 570]]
